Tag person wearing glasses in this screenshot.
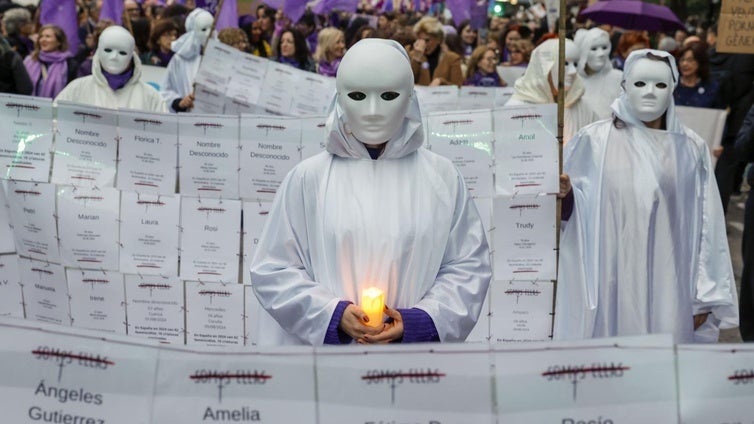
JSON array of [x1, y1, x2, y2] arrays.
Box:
[[463, 45, 506, 87]]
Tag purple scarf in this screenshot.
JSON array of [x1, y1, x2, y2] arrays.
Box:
[[278, 55, 301, 69], [102, 66, 135, 91], [24, 50, 71, 98], [318, 57, 341, 77]]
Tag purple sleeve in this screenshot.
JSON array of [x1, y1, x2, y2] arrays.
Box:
[[397, 308, 440, 343], [561, 189, 574, 221], [323, 300, 353, 345]]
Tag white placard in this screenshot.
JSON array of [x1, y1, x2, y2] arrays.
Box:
[[152, 346, 317, 423], [116, 109, 178, 194], [0, 182, 15, 253], [495, 104, 559, 195], [291, 71, 336, 116], [317, 344, 494, 423], [226, 53, 268, 105], [0, 319, 158, 424], [239, 116, 301, 200], [427, 110, 494, 197], [458, 86, 495, 110], [489, 280, 553, 342], [179, 197, 241, 282], [495, 334, 678, 423], [4, 180, 60, 262], [66, 269, 125, 333], [0, 94, 54, 182], [57, 186, 120, 270], [118, 191, 180, 276], [178, 114, 239, 198], [494, 87, 516, 107], [676, 106, 728, 167], [497, 65, 527, 87], [677, 344, 754, 423], [414, 85, 459, 113], [52, 101, 118, 188], [493, 194, 557, 281], [185, 281, 244, 347], [0, 254, 23, 318], [124, 274, 184, 344], [299, 116, 328, 161], [223, 97, 264, 116], [241, 200, 270, 285], [194, 38, 237, 94], [192, 83, 227, 115], [17, 257, 70, 326], [258, 63, 298, 115]]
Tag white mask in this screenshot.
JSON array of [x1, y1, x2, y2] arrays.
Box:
[[193, 12, 214, 46], [336, 40, 413, 145], [550, 40, 579, 89], [624, 58, 674, 123], [96, 26, 135, 75], [586, 38, 610, 73]]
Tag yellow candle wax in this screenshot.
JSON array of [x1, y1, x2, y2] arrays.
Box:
[[360, 287, 385, 328]]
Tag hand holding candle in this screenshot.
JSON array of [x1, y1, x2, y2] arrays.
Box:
[[360, 287, 385, 328]]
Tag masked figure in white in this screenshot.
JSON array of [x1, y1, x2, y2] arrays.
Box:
[[160, 8, 213, 112], [55, 26, 166, 112], [250, 39, 491, 345], [506, 38, 598, 144], [555, 49, 738, 343], [574, 28, 623, 120]]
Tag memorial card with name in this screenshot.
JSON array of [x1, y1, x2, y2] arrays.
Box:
[[124, 274, 184, 344], [226, 53, 268, 105], [414, 85, 459, 113], [194, 38, 237, 94], [119, 191, 180, 276], [258, 63, 298, 114], [18, 257, 70, 326], [291, 71, 336, 116], [66, 269, 125, 334], [0, 182, 15, 253], [0, 253, 23, 318], [427, 110, 494, 197], [0, 319, 159, 424], [57, 186, 120, 270], [185, 281, 244, 347], [192, 84, 227, 115], [0, 93, 53, 182], [241, 200, 270, 285], [489, 280, 553, 343], [239, 116, 301, 201], [494, 87, 515, 107], [3, 180, 60, 262], [677, 344, 754, 423], [223, 97, 264, 116], [116, 109, 178, 195], [178, 114, 239, 198], [495, 104, 558, 196], [151, 346, 317, 423], [179, 197, 241, 282], [458, 86, 496, 110], [299, 116, 328, 161], [494, 334, 678, 423], [493, 194, 556, 281], [317, 344, 493, 423], [52, 101, 118, 188]]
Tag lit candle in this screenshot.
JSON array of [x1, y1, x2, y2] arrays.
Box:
[[360, 287, 385, 328]]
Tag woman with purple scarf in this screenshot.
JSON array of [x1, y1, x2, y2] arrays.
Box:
[[275, 28, 316, 73], [463, 46, 506, 87], [314, 27, 345, 77], [23, 25, 78, 98]]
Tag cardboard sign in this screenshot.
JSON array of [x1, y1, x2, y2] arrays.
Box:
[[717, 0, 754, 54]]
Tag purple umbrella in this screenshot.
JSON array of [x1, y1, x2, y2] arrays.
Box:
[[579, 0, 685, 32]]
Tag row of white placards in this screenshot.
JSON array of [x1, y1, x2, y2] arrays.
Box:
[[0, 318, 751, 424]]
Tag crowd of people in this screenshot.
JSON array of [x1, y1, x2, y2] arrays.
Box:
[[0, 0, 753, 344]]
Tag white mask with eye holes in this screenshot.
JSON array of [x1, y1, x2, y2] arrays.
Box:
[[193, 11, 214, 46], [586, 39, 610, 73], [96, 26, 135, 75], [550, 40, 579, 90], [624, 58, 674, 123], [336, 39, 413, 145]]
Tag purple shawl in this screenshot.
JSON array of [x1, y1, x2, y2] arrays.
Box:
[[24, 50, 72, 98], [317, 57, 341, 77]]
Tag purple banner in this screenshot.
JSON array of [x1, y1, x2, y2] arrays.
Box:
[[99, 0, 124, 25], [39, 0, 79, 55], [215, 0, 239, 30]]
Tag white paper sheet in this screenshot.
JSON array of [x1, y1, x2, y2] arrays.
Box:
[[57, 186, 120, 270], [17, 257, 70, 326], [497, 65, 526, 87], [299, 116, 328, 161], [239, 116, 301, 201], [226, 53, 269, 105], [291, 71, 336, 116], [116, 109, 178, 194], [458, 86, 496, 110], [494, 87, 516, 107], [66, 269, 125, 333], [0, 253, 23, 318], [676, 106, 728, 168], [414, 85, 459, 113], [124, 274, 184, 344], [0, 94, 54, 182], [427, 110, 494, 197], [489, 280, 554, 343], [118, 191, 180, 276], [493, 194, 557, 281], [257, 63, 298, 115], [52, 101, 118, 188], [194, 38, 238, 94], [465, 289, 491, 343], [185, 281, 244, 347], [244, 285, 264, 346], [3, 180, 60, 262], [0, 181, 15, 253], [178, 114, 240, 198], [241, 200, 270, 285], [494, 104, 559, 196], [192, 83, 227, 115]]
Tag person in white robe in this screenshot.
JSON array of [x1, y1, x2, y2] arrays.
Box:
[[56, 26, 166, 112], [506, 38, 599, 144], [574, 28, 623, 120], [160, 8, 213, 113], [555, 49, 739, 343], [249, 39, 491, 346]]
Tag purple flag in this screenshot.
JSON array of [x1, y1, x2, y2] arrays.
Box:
[[445, 0, 472, 26], [215, 0, 239, 30], [262, 0, 284, 10], [284, 0, 308, 24], [99, 0, 124, 25], [312, 0, 359, 15], [382, 0, 394, 12], [469, 0, 488, 29], [40, 0, 79, 55]]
